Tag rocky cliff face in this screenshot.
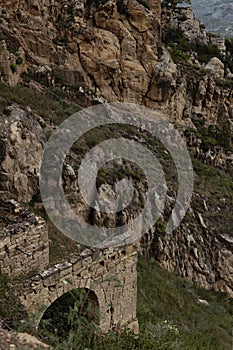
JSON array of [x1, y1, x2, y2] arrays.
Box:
[[0, 104, 46, 202], [0, 0, 161, 102], [0, 1, 232, 296]]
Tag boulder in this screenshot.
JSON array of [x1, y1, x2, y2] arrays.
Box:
[[204, 57, 225, 79]]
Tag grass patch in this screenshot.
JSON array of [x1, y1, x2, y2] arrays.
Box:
[[193, 158, 233, 202], [137, 257, 233, 350], [162, 25, 224, 65], [0, 82, 79, 124], [192, 158, 233, 236]]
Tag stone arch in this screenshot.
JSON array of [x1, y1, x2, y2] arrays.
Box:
[[19, 247, 139, 333], [38, 287, 100, 335], [33, 278, 108, 328]]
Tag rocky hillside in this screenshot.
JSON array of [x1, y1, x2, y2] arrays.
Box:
[[0, 0, 232, 299]]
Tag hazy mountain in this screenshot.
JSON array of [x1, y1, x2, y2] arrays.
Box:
[[191, 0, 233, 37]]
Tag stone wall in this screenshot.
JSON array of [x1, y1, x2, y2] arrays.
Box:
[[18, 245, 139, 333], [0, 199, 49, 275]]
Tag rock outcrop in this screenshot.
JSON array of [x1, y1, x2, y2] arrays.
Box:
[[0, 0, 161, 103], [162, 6, 208, 44], [0, 0, 232, 299], [0, 104, 46, 202], [204, 57, 225, 78]]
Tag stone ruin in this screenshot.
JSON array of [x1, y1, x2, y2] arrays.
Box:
[[0, 198, 139, 333], [0, 199, 49, 275]]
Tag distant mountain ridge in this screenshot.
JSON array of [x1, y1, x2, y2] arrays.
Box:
[[191, 0, 233, 37]]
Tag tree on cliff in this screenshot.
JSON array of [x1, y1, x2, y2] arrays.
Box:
[[162, 0, 191, 9]]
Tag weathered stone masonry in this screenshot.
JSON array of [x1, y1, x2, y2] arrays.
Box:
[[0, 200, 49, 275], [19, 246, 139, 332], [0, 200, 139, 333]]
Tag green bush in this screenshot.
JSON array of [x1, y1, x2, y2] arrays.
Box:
[[163, 25, 187, 46], [169, 44, 190, 62], [193, 125, 232, 152], [195, 42, 223, 64], [162, 23, 229, 69], [0, 82, 78, 124], [163, 25, 191, 62], [162, 25, 224, 65]]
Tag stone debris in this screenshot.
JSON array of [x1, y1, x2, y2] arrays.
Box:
[[0, 324, 49, 349], [204, 57, 225, 79], [197, 298, 210, 306]]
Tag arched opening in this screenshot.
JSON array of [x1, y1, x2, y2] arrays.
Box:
[[38, 288, 100, 344]]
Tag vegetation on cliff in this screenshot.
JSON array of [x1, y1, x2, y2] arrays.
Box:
[[0, 0, 232, 348]]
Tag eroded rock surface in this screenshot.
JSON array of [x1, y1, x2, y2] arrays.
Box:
[[0, 0, 232, 298], [0, 104, 46, 202]]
